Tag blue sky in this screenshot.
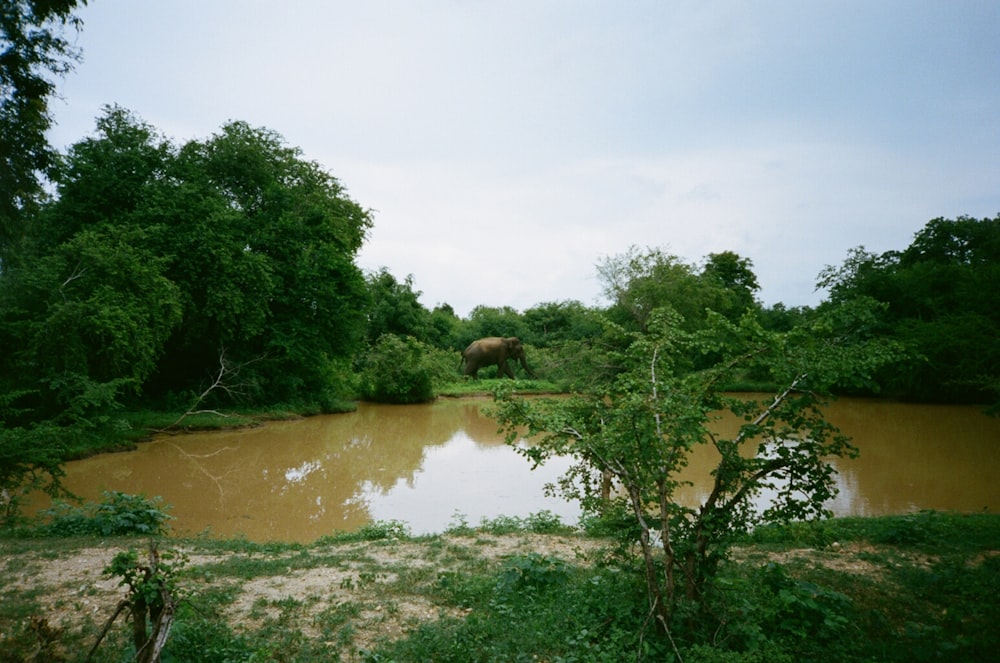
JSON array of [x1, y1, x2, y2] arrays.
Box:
[[48, 1, 1000, 316]]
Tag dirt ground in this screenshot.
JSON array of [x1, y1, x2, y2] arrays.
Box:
[[4, 532, 939, 661], [2, 533, 603, 660]]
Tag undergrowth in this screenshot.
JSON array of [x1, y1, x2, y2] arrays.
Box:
[[1, 512, 997, 662]]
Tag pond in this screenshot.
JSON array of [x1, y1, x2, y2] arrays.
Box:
[[30, 396, 1000, 542]]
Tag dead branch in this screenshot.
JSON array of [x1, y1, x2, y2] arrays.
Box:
[[158, 348, 261, 432], [58, 262, 86, 300], [85, 600, 131, 662]]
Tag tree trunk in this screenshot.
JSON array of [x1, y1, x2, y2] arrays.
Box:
[[132, 595, 150, 663]]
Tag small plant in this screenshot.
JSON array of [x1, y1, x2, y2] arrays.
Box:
[[524, 509, 573, 534], [90, 543, 188, 663], [444, 511, 475, 535], [322, 519, 411, 543], [478, 514, 526, 535], [39, 491, 172, 537], [757, 562, 852, 642], [474, 511, 572, 535], [357, 570, 385, 586], [494, 553, 570, 597], [872, 510, 934, 546]]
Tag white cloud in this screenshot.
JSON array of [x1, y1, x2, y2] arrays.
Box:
[[46, 0, 1000, 317], [343, 133, 985, 316]]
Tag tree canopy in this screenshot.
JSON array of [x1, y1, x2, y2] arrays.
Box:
[[1, 106, 372, 435], [818, 215, 1000, 404], [0, 0, 87, 265], [364, 269, 430, 345], [597, 246, 761, 334]]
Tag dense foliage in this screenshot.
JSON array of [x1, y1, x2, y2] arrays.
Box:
[[0, 0, 86, 266], [818, 215, 1000, 405], [358, 334, 442, 404], [598, 247, 761, 333], [37, 490, 171, 537], [6, 106, 372, 410], [0, 107, 372, 512]]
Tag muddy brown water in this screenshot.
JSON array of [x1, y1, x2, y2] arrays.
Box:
[[28, 396, 1000, 542]]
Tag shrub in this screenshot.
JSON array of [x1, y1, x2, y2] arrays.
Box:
[[320, 519, 410, 543], [494, 553, 570, 597], [358, 334, 436, 403], [756, 562, 852, 642], [38, 491, 171, 536]]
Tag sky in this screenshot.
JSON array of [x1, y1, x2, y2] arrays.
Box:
[[47, 1, 1000, 317]]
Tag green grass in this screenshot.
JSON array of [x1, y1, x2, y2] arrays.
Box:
[[2, 512, 998, 662], [746, 510, 1000, 553], [435, 377, 564, 397]]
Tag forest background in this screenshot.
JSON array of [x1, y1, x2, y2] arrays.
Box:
[[1, 2, 998, 517]]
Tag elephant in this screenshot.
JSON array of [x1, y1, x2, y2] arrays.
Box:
[[459, 336, 535, 379]]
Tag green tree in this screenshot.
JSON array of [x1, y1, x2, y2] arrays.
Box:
[[0, 114, 182, 513], [2, 110, 183, 418], [427, 303, 461, 350], [460, 305, 529, 347], [759, 302, 815, 333], [818, 215, 1000, 404], [166, 120, 372, 408], [494, 301, 903, 634], [598, 246, 749, 333], [0, 0, 86, 265], [598, 246, 692, 331], [37, 105, 174, 249], [522, 300, 603, 347], [38, 110, 373, 408], [701, 250, 761, 320], [364, 268, 430, 345], [2, 226, 181, 409], [358, 334, 436, 404]]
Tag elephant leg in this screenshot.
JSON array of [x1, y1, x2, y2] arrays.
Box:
[[500, 360, 515, 379]]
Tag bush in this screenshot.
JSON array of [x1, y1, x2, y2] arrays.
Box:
[[38, 491, 171, 536], [756, 562, 852, 642], [494, 553, 570, 597], [358, 334, 437, 403], [319, 519, 411, 543]]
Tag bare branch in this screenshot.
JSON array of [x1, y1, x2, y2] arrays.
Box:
[[158, 349, 261, 432], [650, 345, 665, 440], [86, 600, 131, 662], [733, 374, 807, 446], [58, 262, 86, 300]]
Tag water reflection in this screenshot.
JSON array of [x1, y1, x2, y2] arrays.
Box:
[[32, 396, 1000, 542], [823, 399, 1000, 515], [41, 399, 577, 541]]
